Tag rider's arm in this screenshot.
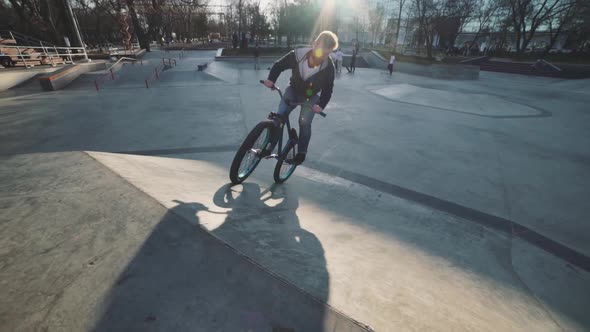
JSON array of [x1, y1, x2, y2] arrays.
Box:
[[268, 50, 295, 83], [317, 66, 335, 109]]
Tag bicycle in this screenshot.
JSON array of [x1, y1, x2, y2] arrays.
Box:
[[229, 80, 327, 184]]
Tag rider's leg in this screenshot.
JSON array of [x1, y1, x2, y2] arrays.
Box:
[[292, 94, 320, 164], [264, 86, 297, 155]]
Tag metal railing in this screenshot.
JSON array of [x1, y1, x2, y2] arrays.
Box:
[[532, 59, 562, 71], [0, 30, 55, 48], [94, 57, 142, 91], [0, 31, 88, 68], [0, 44, 87, 68], [145, 58, 177, 89]]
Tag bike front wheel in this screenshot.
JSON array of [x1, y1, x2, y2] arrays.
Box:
[[273, 140, 298, 183], [230, 120, 274, 184]]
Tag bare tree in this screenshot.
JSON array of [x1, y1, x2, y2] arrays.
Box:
[[465, 0, 500, 54], [544, 0, 578, 52], [246, 1, 269, 43], [504, 0, 577, 53], [410, 0, 446, 58], [6, 0, 77, 45], [393, 0, 407, 52], [368, 2, 385, 45], [447, 0, 477, 49]]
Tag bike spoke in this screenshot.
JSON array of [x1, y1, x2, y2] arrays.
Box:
[[280, 148, 296, 179], [237, 129, 269, 179]]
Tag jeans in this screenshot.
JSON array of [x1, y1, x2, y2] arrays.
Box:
[[276, 86, 319, 154]]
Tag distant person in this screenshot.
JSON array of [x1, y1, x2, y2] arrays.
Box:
[[232, 32, 238, 49], [253, 45, 260, 70], [388, 54, 395, 76], [347, 49, 357, 73], [241, 32, 248, 49], [330, 52, 338, 72], [335, 48, 344, 73]]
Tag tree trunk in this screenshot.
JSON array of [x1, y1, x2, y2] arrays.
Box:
[[426, 29, 433, 59], [544, 22, 562, 55], [127, 0, 150, 51], [393, 0, 404, 52]]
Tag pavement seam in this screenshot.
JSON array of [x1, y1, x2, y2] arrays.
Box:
[[492, 134, 566, 331], [83, 151, 375, 332], [301, 160, 590, 274]]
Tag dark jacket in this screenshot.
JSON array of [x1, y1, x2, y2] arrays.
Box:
[[268, 48, 335, 109]]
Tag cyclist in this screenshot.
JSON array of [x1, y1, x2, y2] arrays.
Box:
[[262, 30, 338, 165]]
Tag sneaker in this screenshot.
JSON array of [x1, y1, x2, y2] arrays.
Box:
[[287, 153, 306, 165]]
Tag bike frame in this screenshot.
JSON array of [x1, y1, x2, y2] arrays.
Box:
[[260, 80, 326, 160], [267, 112, 296, 160]]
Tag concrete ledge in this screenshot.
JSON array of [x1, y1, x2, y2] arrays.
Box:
[[365, 51, 479, 80], [38, 61, 107, 91], [0, 67, 61, 91], [393, 62, 479, 80], [215, 55, 281, 62], [89, 49, 146, 60], [133, 48, 146, 59], [215, 48, 282, 62]]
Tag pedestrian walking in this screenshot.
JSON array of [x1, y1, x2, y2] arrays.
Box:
[[388, 54, 395, 76], [347, 49, 357, 73], [335, 48, 344, 73], [254, 45, 260, 70]]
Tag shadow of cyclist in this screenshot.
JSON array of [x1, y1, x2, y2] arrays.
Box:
[[210, 182, 330, 330]]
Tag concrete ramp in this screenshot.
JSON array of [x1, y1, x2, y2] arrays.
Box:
[[87, 151, 590, 332], [0, 151, 370, 332]]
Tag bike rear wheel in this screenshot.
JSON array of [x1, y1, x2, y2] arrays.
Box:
[[230, 120, 274, 184], [273, 140, 298, 183]]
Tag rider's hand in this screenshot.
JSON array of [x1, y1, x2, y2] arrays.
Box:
[[312, 105, 323, 114], [263, 80, 275, 89]]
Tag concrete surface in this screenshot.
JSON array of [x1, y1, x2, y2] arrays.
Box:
[[1, 50, 590, 331], [89, 150, 590, 332], [0, 66, 60, 91], [0, 152, 369, 332]]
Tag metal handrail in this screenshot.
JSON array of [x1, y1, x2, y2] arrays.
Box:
[[106, 57, 139, 71], [0, 44, 87, 68], [145, 58, 175, 88], [0, 45, 85, 51], [95, 57, 142, 91], [533, 59, 562, 71]]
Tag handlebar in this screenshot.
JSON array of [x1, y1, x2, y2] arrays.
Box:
[[259, 80, 327, 118]]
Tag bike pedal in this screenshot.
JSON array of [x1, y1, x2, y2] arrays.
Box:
[[265, 154, 279, 159]]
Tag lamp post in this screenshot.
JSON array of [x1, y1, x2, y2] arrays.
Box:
[[64, 0, 90, 62]]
